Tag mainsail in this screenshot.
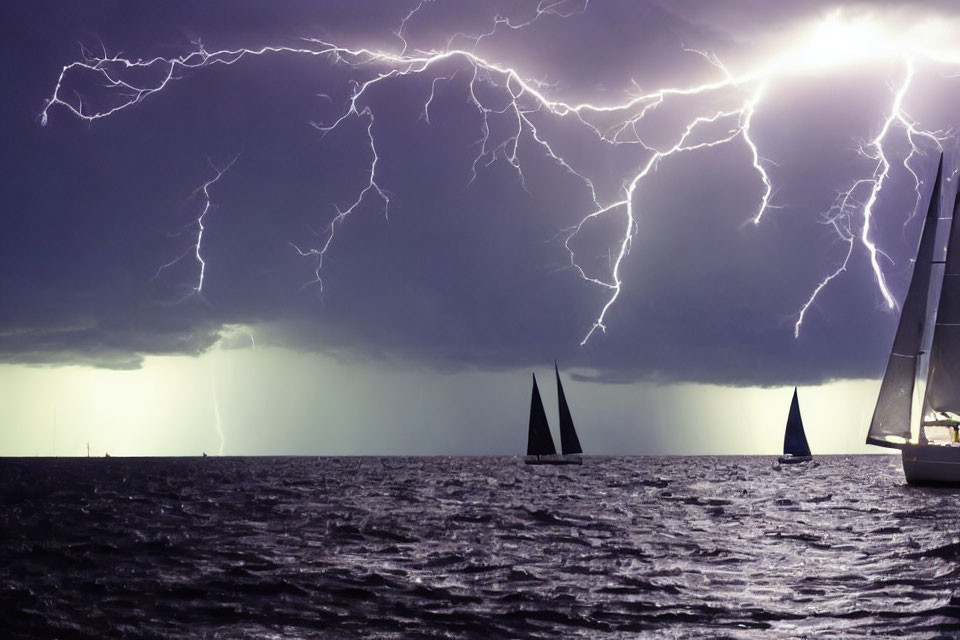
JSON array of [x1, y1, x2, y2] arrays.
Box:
[[527, 373, 557, 456], [783, 387, 811, 457], [866, 154, 944, 448], [555, 362, 583, 455], [923, 187, 960, 420]]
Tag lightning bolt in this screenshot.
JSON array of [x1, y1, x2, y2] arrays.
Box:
[[152, 157, 237, 301], [793, 57, 948, 336], [192, 158, 238, 296], [212, 381, 225, 456], [40, 5, 953, 345]]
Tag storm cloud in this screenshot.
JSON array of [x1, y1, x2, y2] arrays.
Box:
[[3, 0, 958, 386]]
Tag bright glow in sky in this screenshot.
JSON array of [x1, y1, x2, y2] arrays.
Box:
[[779, 11, 945, 73], [0, 351, 884, 457]]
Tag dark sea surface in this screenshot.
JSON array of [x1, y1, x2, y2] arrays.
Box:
[[2, 455, 960, 639]]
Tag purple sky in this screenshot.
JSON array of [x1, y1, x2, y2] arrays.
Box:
[[3, 1, 960, 455]]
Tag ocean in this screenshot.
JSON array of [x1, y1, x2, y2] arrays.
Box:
[[2, 455, 959, 639]]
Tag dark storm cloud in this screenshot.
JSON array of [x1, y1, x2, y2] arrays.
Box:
[[1, 1, 954, 384]]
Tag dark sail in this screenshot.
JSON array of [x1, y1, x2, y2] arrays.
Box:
[[923, 187, 960, 420], [527, 373, 557, 456], [555, 362, 583, 455], [867, 154, 944, 448], [783, 387, 811, 457]]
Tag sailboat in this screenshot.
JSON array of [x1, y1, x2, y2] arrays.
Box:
[[866, 153, 960, 485], [525, 363, 584, 465], [778, 387, 812, 464]]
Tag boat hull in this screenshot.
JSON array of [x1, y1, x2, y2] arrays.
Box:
[[524, 455, 582, 465], [777, 455, 812, 465], [901, 444, 960, 485]]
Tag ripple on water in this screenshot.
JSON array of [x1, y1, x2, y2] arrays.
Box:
[[1, 455, 959, 638]]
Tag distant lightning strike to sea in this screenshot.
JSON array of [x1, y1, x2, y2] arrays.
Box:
[[213, 385, 224, 456], [41, 3, 956, 343]]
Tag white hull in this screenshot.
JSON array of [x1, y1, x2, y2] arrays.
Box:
[[901, 445, 960, 485], [777, 454, 812, 465]]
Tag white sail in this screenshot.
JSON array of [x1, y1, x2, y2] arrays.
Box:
[[867, 155, 943, 448]]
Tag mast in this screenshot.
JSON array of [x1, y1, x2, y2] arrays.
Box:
[[527, 373, 557, 456], [555, 362, 583, 455], [783, 388, 811, 457], [866, 154, 944, 448], [923, 185, 960, 422]]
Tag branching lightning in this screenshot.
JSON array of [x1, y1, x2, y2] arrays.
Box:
[[41, 4, 956, 344], [153, 157, 237, 301], [792, 56, 948, 336]]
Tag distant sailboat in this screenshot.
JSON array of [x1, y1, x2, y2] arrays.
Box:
[[778, 388, 812, 464], [866, 153, 960, 484], [525, 363, 583, 465]]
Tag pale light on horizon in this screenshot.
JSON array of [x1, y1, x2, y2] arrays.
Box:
[[0, 347, 887, 457]]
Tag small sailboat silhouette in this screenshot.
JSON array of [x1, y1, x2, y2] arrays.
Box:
[[778, 387, 812, 464], [525, 363, 583, 465]]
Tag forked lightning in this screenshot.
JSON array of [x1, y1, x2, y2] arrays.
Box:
[[41, 4, 953, 343]]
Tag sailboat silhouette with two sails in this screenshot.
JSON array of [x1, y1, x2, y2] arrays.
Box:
[[525, 363, 583, 465]]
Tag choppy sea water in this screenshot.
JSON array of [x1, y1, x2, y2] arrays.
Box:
[[2, 456, 960, 639]]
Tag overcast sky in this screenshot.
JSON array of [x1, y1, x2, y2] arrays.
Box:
[[3, 1, 959, 455]]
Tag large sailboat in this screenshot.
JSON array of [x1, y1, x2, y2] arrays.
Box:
[[866, 154, 960, 484], [778, 387, 812, 464], [525, 363, 584, 465]]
